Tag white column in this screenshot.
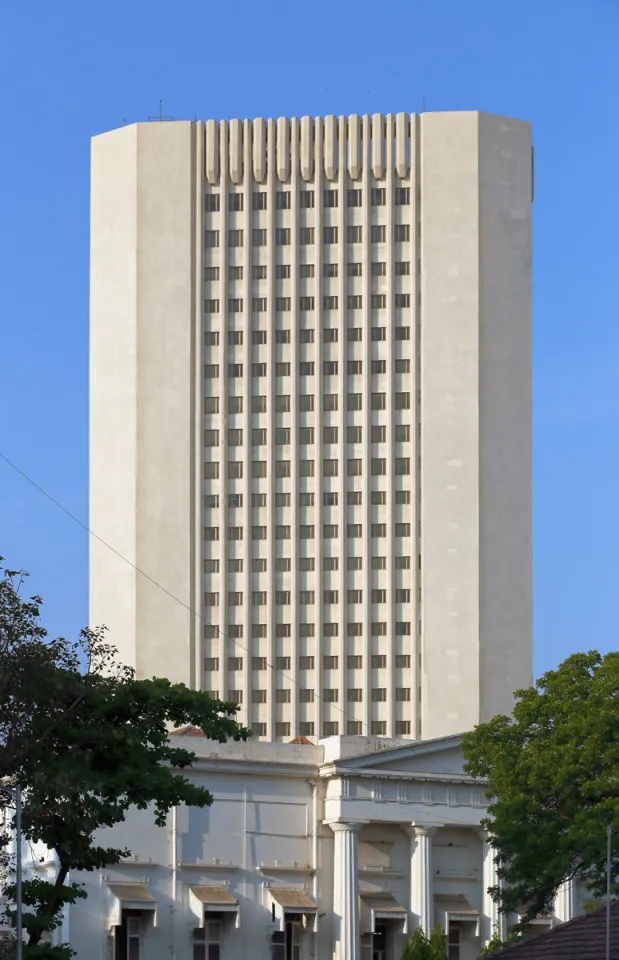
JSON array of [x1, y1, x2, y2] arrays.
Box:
[[554, 878, 577, 924], [478, 829, 505, 944], [330, 821, 363, 960], [407, 824, 437, 933]]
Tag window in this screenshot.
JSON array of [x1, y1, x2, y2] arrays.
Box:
[[252, 229, 267, 246], [347, 491, 362, 505], [205, 230, 220, 247], [396, 555, 411, 569], [276, 526, 291, 541], [300, 590, 315, 604], [372, 655, 387, 668], [299, 427, 315, 444], [324, 393, 338, 411], [371, 225, 386, 242], [253, 297, 267, 312], [371, 426, 386, 443], [323, 688, 339, 702], [347, 426, 362, 443], [252, 330, 267, 345], [300, 361, 315, 375], [395, 425, 411, 443], [347, 327, 362, 342], [395, 224, 410, 242], [348, 262, 362, 276], [395, 392, 411, 410], [372, 556, 387, 570], [372, 589, 387, 604], [324, 262, 338, 278], [276, 555, 291, 569], [347, 558, 362, 571], [348, 589, 363, 604], [300, 296, 315, 310], [276, 460, 291, 477], [277, 190, 291, 209], [300, 263, 315, 278], [396, 260, 410, 275], [372, 187, 386, 206], [276, 620, 291, 637], [371, 295, 386, 310], [300, 557, 315, 571], [204, 300, 219, 315], [372, 523, 387, 537], [396, 687, 411, 702], [372, 360, 386, 375], [272, 395, 288, 414], [299, 460, 315, 477], [372, 458, 386, 476], [323, 459, 338, 477], [204, 657, 219, 670], [252, 362, 267, 378], [324, 189, 338, 207], [323, 226, 338, 244], [276, 362, 291, 376], [276, 656, 291, 670], [204, 429, 219, 447], [299, 491, 315, 506], [347, 225, 362, 243], [395, 325, 411, 340], [347, 393, 362, 410], [300, 190, 315, 208], [323, 328, 338, 344], [396, 622, 411, 635], [300, 688, 315, 702], [204, 555, 219, 568], [228, 558, 242, 572], [348, 654, 362, 668], [228, 229, 243, 247], [447, 925, 461, 960], [204, 397, 219, 414], [228, 192, 243, 212], [204, 330, 219, 346], [276, 228, 291, 245], [253, 591, 267, 606], [204, 591, 219, 605], [205, 194, 220, 212], [371, 492, 386, 507], [324, 556, 339, 570], [323, 721, 339, 736], [300, 722, 315, 736], [252, 395, 267, 413], [204, 462, 219, 479], [323, 590, 338, 604], [395, 524, 411, 539], [348, 459, 362, 476], [371, 721, 387, 735], [300, 525, 315, 539], [300, 227, 315, 245], [348, 360, 362, 375], [276, 427, 290, 445], [347, 721, 363, 735], [347, 294, 362, 309], [396, 186, 411, 205], [252, 525, 267, 540], [252, 689, 267, 704], [276, 722, 291, 737], [276, 328, 291, 344], [253, 191, 267, 210], [396, 293, 411, 308], [228, 363, 243, 378], [204, 266, 220, 281], [252, 264, 267, 279], [300, 328, 315, 343], [228, 488, 243, 503], [372, 392, 386, 410], [228, 589, 243, 603], [395, 358, 411, 374], [252, 655, 267, 670], [371, 261, 386, 277], [300, 624, 315, 639], [323, 426, 338, 444], [396, 458, 411, 476], [252, 493, 267, 507], [323, 295, 338, 310], [252, 722, 267, 737], [204, 527, 219, 542], [348, 188, 362, 206], [348, 688, 362, 702], [227, 329, 243, 347], [323, 524, 338, 539]]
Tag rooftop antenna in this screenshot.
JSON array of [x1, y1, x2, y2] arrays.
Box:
[[148, 100, 174, 122]]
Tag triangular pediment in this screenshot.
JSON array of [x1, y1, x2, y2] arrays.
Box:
[[325, 734, 472, 779]]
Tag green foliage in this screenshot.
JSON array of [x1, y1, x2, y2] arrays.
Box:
[[462, 650, 619, 924], [478, 929, 524, 955], [400, 925, 447, 959], [0, 560, 250, 957]]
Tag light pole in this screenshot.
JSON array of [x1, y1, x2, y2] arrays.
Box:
[[1, 783, 22, 960]]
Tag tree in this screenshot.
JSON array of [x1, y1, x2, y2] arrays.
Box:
[[0, 560, 250, 958], [400, 925, 447, 959], [462, 650, 619, 925]]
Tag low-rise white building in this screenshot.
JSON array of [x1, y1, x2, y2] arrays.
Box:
[[3, 732, 586, 960]]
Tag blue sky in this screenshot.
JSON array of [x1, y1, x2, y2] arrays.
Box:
[[0, 0, 617, 679]]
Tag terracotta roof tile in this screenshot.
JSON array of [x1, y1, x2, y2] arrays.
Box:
[[288, 735, 315, 745], [491, 901, 619, 959]]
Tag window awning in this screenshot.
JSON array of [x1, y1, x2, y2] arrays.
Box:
[[269, 887, 317, 932], [360, 893, 409, 935], [189, 885, 240, 928], [107, 883, 157, 928], [434, 894, 479, 935]]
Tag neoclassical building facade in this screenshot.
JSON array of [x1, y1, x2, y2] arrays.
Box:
[[3, 732, 584, 960]]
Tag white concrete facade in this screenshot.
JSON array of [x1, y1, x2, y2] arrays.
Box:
[[90, 111, 533, 742], [3, 735, 590, 960]]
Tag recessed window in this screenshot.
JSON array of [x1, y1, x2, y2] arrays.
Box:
[[300, 689, 315, 702], [252, 229, 267, 246], [300, 556, 315, 570], [395, 186, 411, 205], [276, 228, 291, 245], [323, 426, 338, 444], [299, 491, 315, 506], [277, 191, 291, 209], [204, 397, 219, 414], [323, 688, 339, 702], [372, 523, 387, 537], [228, 428, 243, 446], [348, 360, 362, 375], [205, 230, 220, 248], [252, 429, 266, 447], [371, 225, 386, 243], [347, 226, 362, 243], [347, 426, 362, 443], [323, 226, 338, 244], [276, 362, 291, 376], [395, 588, 411, 602], [300, 361, 315, 375], [253, 191, 267, 210], [299, 460, 315, 477], [347, 654, 362, 668], [371, 261, 386, 277], [347, 294, 362, 309], [300, 190, 315, 208], [324, 393, 338, 411], [371, 295, 387, 310], [371, 426, 386, 443], [252, 462, 267, 480], [276, 427, 290, 445], [252, 395, 267, 413], [252, 297, 267, 313], [395, 392, 411, 410], [300, 227, 315, 245], [347, 188, 362, 207], [323, 295, 338, 310], [348, 262, 362, 276], [371, 721, 387, 735], [371, 491, 386, 505], [204, 299, 219, 314], [395, 261, 410, 275], [300, 296, 315, 311], [323, 459, 338, 477], [396, 555, 411, 570], [205, 194, 220, 212], [395, 224, 410, 242], [323, 189, 338, 207], [300, 328, 315, 343], [276, 264, 291, 279], [347, 491, 362, 506], [229, 193, 243, 211], [323, 721, 339, 736], [323, 590, 338, 604], [371, 360, 386, 375], [371, 655, 387, 669], [396, 458, 411, 476], [324, 361, 338, 376], [347, 393, 362, 410], [324, 556, 339, 570], [372, 589, 387, 604], [396, 293, 411, 308], [299, 427, 315, 444], [371, 188, 386, 206], [372, 556, 387, 570], [347, 524, 362, 539], [348, 458, 362, 476], [252, 264, 267, 279], [396, 325, 411, 340], [324, 262, 338, 278]]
